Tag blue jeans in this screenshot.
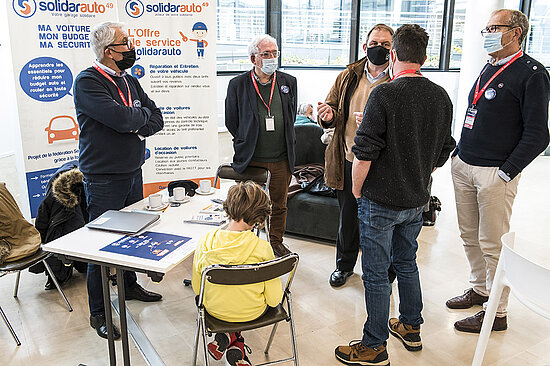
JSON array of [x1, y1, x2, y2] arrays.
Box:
[[357, 196, 424, 348], [83, 171, 143, 316]]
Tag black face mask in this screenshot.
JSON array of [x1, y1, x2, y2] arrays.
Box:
[[367, 45, 390, 66], [112, 49, 136, 70]]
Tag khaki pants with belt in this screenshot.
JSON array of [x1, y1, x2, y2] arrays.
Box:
[[451, 156, 520, 316]]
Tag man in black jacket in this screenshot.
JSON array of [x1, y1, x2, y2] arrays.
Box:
[[225, 34, 297, 257], [335, 25, 455, 365], [74, 21, 164, 340], [447, 9, 550, 333]]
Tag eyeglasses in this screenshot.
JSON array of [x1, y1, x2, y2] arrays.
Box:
[[106, 39, 133, 50], [257, 50, 280, 59], [480, 25, 515, 35]]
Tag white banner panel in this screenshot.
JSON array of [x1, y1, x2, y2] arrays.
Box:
[[117, 0, 218, 197], [6, 0, 117, 217]]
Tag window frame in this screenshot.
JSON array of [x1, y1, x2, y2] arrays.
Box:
[[216, 0, 544, 75]]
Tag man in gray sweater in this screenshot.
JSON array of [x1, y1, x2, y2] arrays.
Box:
[[334, 24, 455, 366]]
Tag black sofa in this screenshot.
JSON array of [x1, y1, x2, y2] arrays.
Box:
[[285, 124, 339, 242]]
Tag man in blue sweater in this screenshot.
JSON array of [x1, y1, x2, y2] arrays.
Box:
[[447, 9, 549, 333], [335, 24, 455, 365], [73, 21, 164, 339]]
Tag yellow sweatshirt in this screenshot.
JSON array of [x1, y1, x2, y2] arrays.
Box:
[[191, 229, 283, 322]]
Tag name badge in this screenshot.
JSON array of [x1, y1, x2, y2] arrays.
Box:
[[464, 107, 477, 129], [265, 116, 275, 131]]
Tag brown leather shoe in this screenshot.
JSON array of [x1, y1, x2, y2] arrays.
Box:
[[446, 288, 488, 309], [271, 242, 291, 257], [454, 310, 507, 333]]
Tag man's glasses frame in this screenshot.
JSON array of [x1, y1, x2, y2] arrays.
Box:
[[480, 24, 516, 36], [105, 40, 133, 50], [256, 50, 280, 59]]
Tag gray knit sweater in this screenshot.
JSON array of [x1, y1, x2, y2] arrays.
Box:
[[352, 77, 456, 210]]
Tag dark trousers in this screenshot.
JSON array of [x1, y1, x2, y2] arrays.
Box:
[[249, 160, 292, 247], [83, 171, 143, 317], [335, 160, 360, 272]]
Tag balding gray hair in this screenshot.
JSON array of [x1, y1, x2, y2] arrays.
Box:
[[248, 34, 278, 57], [493, 9, 529, 44], [90, 21, 125, 60]]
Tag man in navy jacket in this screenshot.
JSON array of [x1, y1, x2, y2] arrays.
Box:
[[225, 34, 297, 257], [447, 9, 549, 333], [74, 21, 164, 340]]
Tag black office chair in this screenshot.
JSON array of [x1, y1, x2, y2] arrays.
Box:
[[192, 253, 299, 366], [214, 163, 271, 242], [0, 248, 73, 345]]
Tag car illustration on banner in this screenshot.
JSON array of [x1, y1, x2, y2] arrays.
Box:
[[45, 115, 79, 144]]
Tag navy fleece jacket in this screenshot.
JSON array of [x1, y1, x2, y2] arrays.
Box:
[[74, 67, 163, 178]]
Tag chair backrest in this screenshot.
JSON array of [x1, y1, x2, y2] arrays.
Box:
[[198, 253, 299, 306], [213, 163, 270, 190], [294, 124, 325, 166], [501, 232, 550, 320]]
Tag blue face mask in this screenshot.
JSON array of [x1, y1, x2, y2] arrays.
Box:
[[261, 57, 278, 75], [483, 29, 514, 54]]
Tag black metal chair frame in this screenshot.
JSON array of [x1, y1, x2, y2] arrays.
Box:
[[192, 253, 299, 366], [0, 248, 72, 345], [213, 163, 272, 242]]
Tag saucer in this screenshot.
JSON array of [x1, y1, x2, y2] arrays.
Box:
[[169, 196, 190, 204], [144, 202, 169, 211], [195, 188, 216, 196]]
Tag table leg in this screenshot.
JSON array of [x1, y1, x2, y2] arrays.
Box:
[[101, 266, 116, 366], [116, 268, 131, 366]]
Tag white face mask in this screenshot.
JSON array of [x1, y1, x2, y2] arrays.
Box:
[[483, 29, 514, 54], [388, 50, 395, 79], [260, 57, 278, 75]]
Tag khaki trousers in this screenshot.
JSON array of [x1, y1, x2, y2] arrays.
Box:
[[451, 156, 520, 316], [249, 160, 292, 247]]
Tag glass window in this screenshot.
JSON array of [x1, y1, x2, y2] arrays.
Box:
[[527, 0, 550, 66], [281, 0, 352, 67], [359, 0, 445, 68], [217, 0, 266, 71], [450, 0, 521, 68]]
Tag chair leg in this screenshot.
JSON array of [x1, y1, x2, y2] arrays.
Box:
[[264, 323, 279, 354], [0, 305, 21, 346], [287, 293, 299, 366], [471, 269, 507, 366], [265, 216, 271, 243], [43, 260, 73, 312], [13, 271, 21, 297], [201, 314, 210, 366], [192, 309, 202, 366]]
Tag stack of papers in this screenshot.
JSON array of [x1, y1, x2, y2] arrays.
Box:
[[184, 214, 227, 226]]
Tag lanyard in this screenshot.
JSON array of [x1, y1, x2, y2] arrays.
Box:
[[472, 50, 523, 106], [251, 70, 276, 115], [92, 63, 133, 107], [390, 69, 422, 82]]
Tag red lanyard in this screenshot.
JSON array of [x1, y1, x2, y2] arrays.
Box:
[[93, 63, 133, 107], [472, 50, 523, 106], [390, 69, 422, 82], [251, 70, 276, 115]]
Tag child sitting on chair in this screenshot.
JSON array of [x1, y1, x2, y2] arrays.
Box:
[[192, 181, 283, 366]]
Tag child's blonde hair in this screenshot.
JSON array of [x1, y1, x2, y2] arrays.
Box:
[[223, 181, 271, 226]]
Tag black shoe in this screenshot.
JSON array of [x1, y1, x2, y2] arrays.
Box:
[[44, 270, 72, 291], [329, 269, 353, 287], [90, 314, 121, 340], [125, 283, 162, 302]]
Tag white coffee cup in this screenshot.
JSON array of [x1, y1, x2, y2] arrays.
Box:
[[199, 179, 211, 193], [148, 193, 162, 208], [173, 187, 186, 201]]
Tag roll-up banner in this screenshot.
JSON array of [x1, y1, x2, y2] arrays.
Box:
[[6, 0, 218, 217]]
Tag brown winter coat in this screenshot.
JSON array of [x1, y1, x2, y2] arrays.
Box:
[[318, 57, 390, 190], [0, 183, 41, 264]]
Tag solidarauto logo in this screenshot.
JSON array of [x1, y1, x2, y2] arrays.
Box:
[[125, 0, 144, 18], [125, 0, 207, 17], [13, 0, 37, 18]]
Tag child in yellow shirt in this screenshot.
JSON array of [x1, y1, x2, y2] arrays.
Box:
[[192, 181, 283, 365]]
